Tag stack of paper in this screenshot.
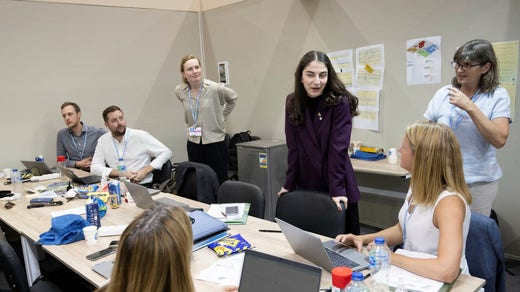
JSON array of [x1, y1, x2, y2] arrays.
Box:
[[207, 203, 250, 225]]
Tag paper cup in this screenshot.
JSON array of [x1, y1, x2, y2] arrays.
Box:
[[83, 225, 98, 245], [3, 168, 11, 179]]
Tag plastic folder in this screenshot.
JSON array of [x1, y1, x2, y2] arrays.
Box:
[[190, 210, 228, 241]]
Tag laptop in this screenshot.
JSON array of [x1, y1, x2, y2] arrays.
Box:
[[275, 217, 369, 272], [124, 180, 194, 211], [57, 166, 101, 185], [238, 249, 322, 292], [21, 161, 55, 175]]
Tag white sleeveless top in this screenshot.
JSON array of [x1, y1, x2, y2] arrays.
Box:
[[398, 189, 471, 274]]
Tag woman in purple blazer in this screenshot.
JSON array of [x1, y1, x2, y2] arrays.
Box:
[[278, 50, 361, 234]]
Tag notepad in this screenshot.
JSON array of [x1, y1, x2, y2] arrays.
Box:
[[207, 203, 250, 225], [371, 249, 444, 292]]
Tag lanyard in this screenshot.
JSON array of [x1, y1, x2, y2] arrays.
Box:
[[188, 83, 204, 123], [71, 131, 88, 160], [449, 88, 480, 130], [112, 132, 129, 161], [402, 196, 415, 249]]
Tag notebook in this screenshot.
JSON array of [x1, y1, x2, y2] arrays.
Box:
[[124, 181, 196, 211], [21, 161, 55, 175], [57, 166, 101, 184], [275, 217, 369, 272], [238, 249, 322, 292]]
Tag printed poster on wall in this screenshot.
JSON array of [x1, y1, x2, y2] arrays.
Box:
[[406, 36, 442, 85]]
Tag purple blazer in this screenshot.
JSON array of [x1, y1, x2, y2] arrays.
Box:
[[283, 93, 360, 203]]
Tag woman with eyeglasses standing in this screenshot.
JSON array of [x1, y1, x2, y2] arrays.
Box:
[[424, 39, 511, 216]]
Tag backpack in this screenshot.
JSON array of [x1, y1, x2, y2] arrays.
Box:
[[228, 131, 253, 172]]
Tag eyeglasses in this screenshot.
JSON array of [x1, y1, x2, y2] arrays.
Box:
[[451, 62, 482, 70]]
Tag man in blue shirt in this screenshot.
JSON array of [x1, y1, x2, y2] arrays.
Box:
[[56, 102, 106, 171]]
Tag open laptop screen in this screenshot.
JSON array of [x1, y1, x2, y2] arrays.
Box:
[[238, 249, 321, 292]]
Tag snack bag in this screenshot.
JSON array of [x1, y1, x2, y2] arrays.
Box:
[[207, 234, 252, 256]]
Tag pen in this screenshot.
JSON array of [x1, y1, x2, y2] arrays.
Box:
[[258, 229, 282, 233], [221, 211, 228, 219]]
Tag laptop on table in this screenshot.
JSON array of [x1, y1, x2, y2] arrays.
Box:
[[275, 217, 369, 272], [238, 249, 322, 292], [21, 161, 55, 176], [58, 166, 101, 185], [123, 180, 195, 210]]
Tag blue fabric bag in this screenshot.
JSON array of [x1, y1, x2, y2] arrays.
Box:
[[37, 214, 90, 245], [350, 150, 386, 161]]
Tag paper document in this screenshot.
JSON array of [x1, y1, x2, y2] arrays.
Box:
[[196, 252, 245, 286], [371, 249, 443, 292], [207, 203, 250, 224]]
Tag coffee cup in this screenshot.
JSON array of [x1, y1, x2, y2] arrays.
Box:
[[83, 225, 98, 245], [388, 148, 398, 164]]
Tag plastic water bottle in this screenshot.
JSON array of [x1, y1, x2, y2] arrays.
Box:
[[345, 271, 369, 292], [331, 266, 352, 292], [369, 237, 391, 290], [57, 155, 67, 178], [117, 158, 127, 181], [10, 168, 23, 195]]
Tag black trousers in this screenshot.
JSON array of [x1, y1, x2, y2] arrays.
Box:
[[187, 139, 228, 184], [345, 202, 360, 235]]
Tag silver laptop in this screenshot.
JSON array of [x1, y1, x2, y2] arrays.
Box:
[[124, 180, 190, 210], [275, 217, 369, 272], [238, 249, 322, 292], [57, 166, 101, 184], [21, 161, 55, 175]]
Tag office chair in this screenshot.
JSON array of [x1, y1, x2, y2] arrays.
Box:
[[0, 238, 62, 292], [217, 181, 265, 218], [175, 161, 219, 204], [275, 190, 346, 238], [465, 212, 506, 292], [152, 160, 173, 186]]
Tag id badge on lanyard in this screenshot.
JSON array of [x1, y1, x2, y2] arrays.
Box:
[[188, 127, 202, 137]]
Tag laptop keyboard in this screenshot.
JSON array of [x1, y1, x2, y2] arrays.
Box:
[[325, 248, 359, 269]]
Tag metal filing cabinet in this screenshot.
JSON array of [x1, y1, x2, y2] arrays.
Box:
[[237, 139, 288, 220]]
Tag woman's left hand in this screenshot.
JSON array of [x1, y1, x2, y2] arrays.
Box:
[[332, 196, 348, 211]]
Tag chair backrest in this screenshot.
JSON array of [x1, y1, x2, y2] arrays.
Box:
[[217, 181, 265, 218], [152, 159, 173, 186], [465, 212, 506, 292], [275, 190, 345, 238], [175, 161, 219, 204], [0, 238, 31, 292]]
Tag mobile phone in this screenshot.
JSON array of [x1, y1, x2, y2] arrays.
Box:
[[86, 247, 116, 261], [29, 197, 54, 204], [225, 206, 239, 216], [109, 240, 119, 248]]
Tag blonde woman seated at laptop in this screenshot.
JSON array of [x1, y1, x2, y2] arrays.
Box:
[[336, 121, 472, 283], [96, 204, 195, 292]]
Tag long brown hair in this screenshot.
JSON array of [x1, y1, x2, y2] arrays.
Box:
[[99, 205, 195, 292], [406, 121, 471, 206], [288, 50, 359, 126]]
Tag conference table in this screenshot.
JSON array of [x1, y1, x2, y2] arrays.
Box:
[[0, 175, 485, 291]]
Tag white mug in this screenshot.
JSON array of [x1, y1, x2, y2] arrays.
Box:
[[387, 148, 398, 164]]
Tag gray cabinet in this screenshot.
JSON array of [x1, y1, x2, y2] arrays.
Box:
[[237, 140, 287, 220]]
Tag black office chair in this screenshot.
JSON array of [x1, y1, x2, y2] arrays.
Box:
[[217, 181, 265, 218], [0, 238, 62, 292], [175, 161, 219, 204], [465, 212, 506, 292], [275, 190, 346, 238], [152, 159, 173, 186]]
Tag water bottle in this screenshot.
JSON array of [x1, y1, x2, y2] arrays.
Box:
[[10, 168, 23, 194], [117, 158, 127, 181], [345, 271, 369, 292], [331, 267, 352, 292], [369, 237, 391, 290], [57, 155, 67, 178]]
